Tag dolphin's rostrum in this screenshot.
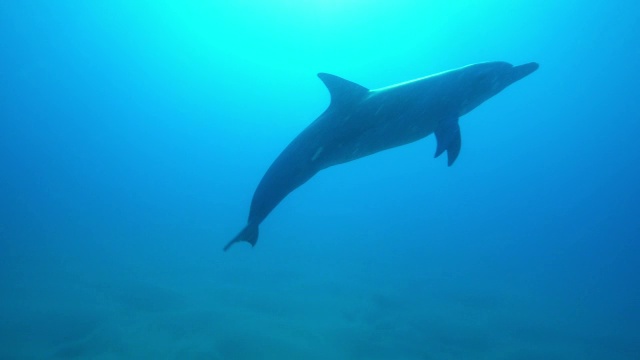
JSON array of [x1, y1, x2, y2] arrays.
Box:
[[224, 61, 539, 251]]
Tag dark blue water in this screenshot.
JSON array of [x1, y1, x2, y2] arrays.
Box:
[[1, 2, 638, 359]]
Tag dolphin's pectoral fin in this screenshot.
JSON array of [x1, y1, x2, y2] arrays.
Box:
[[434, 117, 462, 166], [445, 132, 461, 166], [223, 223, 259, 251]]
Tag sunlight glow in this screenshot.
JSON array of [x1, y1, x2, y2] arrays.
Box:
[[278, 0, 365, 15]]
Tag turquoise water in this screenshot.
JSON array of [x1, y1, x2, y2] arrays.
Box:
[[1, 1, 638, 359]]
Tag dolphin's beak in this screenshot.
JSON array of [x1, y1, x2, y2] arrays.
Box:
[[509, 62, 539, 83]]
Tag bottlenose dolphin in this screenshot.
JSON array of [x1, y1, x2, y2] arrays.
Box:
[[224, 61, 538, 251]]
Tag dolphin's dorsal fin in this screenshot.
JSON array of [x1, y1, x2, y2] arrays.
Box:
[[318, 73, 369, 109]]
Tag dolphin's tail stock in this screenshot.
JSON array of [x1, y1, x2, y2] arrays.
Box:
[[223, 223, 259, 251]]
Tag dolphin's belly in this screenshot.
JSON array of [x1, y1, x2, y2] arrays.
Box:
[[316, 104, 443, 167]]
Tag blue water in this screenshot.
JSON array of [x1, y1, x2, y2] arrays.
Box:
[[1, 1, 638, 359]]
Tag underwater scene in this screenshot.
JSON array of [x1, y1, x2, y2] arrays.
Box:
[[1, 1, 638, 359]]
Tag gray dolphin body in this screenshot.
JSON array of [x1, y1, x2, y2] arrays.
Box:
[[224, 61, 538, 251]]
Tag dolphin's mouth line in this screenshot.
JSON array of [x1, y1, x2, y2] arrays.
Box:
[[510, 62, 539, 83]]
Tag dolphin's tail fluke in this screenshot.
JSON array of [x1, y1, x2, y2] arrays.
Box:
[[223, 223, 259, 251]]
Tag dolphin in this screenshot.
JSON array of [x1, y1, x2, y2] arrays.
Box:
[[224, 61, 539, 251]]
